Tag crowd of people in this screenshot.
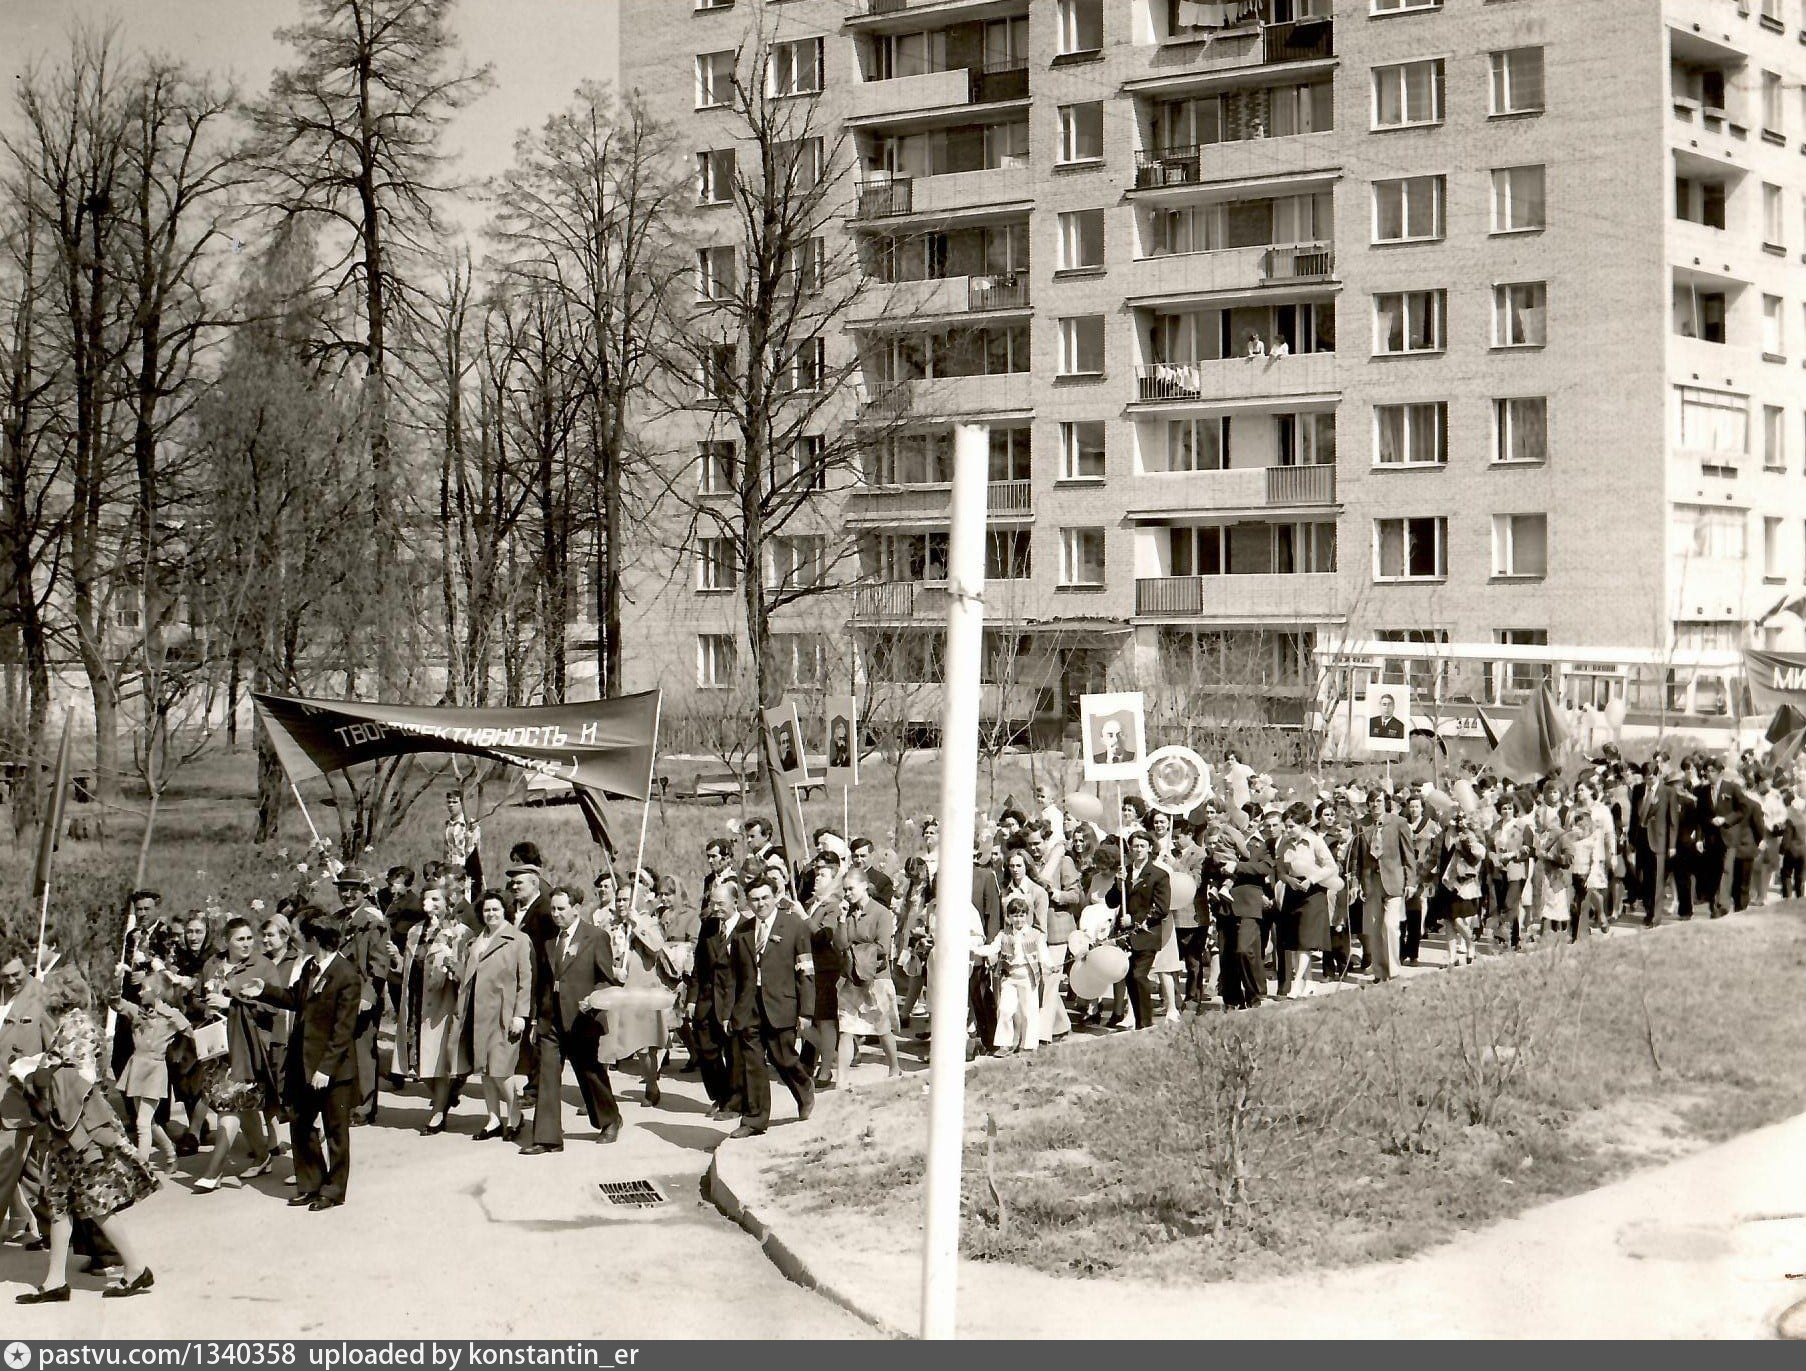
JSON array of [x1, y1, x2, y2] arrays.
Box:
[[0, 739, 1795, 1305]]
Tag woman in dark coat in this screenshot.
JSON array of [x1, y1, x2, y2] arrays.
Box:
[[1274, 802, 1341, 999]]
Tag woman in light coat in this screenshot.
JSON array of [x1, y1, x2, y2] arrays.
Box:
[[450, 891, 532, 1141], [402, 888, 473, 1135]]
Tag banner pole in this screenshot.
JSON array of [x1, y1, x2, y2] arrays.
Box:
[[32, 883, 51, 977], [629, 693, 664, 917], [843, 784, 850, 844], [291, 781, 325, 848]]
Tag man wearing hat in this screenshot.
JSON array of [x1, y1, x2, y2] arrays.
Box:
[[507, 862, 559, 1106], [334, 869, 391, 1125]]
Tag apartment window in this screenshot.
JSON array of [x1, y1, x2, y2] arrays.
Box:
[[1165, 417, 1229, 472], [1372, 59, 1445, 129], [697, 245, 735, 301], [1059, 315, 1106, 375], [1371, 0, 1443, 11], [1675, 386, 1749, 458], [1491, 513, 1547, 579], [1374, 402, 1447, 466], [1487, 628, 1550, 701], [695, 50, 734, 109], [1276, 412, 1336, 467], [779, 337, 826, 393], [1493, 398, 1548, 465], [1492, 282, 1547, 348], [1766, 517, 1784, 581], [1763, 295, 1786, 358], [1060, 420, 1106, 480], [772, 434, 827, 492], [780, 236, 825, 294], [1374, 290, 1446, 354], [774, 136, 825, 191], [1058, 103, 1105, 164], [769, 633, 828, 692], [701, 342, 735, 401], [766, 37, 824, 97], [1673, 506, 1747, 561], [767, 535, 828, 591], [697, 634, 737, 688], [1763, 183, 1785, 248], [872, 431, 951, 486], [1488, 48, 1545, 116], [1374, 516, 1447, 581], [1060, 528, 1107, 587], [1373, 175, 1444, 242], [1766, 405, 1787, 470], [697, 148, 734, 203], [1675, 283, 1727, 343], [986, 529, 1032, 580], [698, 440, 737, 494], [1762, 71, 1784, 135], [694, 0, 733, 9], [984, 120, 1030, 170], [696, 537, 737, 592], [1490, 166, 1546, 233], [1056, 0, 1104, 55], [1058, 210, 1105, 270], [987, 425, 1032, 482]]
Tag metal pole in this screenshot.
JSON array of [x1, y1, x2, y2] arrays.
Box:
[[32, 884, 51, 977], [920, 422, 987, 1340]]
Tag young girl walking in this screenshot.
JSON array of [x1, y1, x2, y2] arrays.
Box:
[[108, 973, 189, 1167]]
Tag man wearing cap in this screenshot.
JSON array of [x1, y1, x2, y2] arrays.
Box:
[[334, 870, 391, 1125], [507, 863, 558, 1101]]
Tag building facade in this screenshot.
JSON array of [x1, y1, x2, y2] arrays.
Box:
[[616, 0, 1806, 734]]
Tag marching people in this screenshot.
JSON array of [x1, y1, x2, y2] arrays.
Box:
[[524, 886, 623, 1152], [727, 873, 815, 1139], [191, 918, 280, 1192], [831, 868, 901, 1084], [401, 888, 472, 1135], [451, 891, 533, 1144]]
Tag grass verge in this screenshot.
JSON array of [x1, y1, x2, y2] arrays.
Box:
[[760, 908, 1806, 1286]]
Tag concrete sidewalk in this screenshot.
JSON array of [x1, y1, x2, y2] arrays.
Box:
[[711, 1108, 1806, 1339]]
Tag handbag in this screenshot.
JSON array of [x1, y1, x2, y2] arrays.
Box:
[[191, 1017, 229, 1062]]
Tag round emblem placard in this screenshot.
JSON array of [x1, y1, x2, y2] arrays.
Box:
[[1140, 746, 1213, 815]]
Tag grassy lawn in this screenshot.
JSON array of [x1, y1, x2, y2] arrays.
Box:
[[760, 909, 1806, 1286]]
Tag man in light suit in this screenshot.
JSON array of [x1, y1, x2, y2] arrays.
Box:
[[523, 887, 623, 1153], [727, 872, 815, 1138], [1351, 790, 1416, 981], [241, 910, 361, 1210]]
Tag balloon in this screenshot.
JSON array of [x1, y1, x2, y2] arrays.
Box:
[[1452, 778, 1479, 813], [1066, 931, 1093, 961], [1420, 785, 1458, 820], [1087, 943, 1129, 982], [1167, 869, 1198, 909], [1067, 953, 1114, 1001], [1064, 792, 1105, 825]]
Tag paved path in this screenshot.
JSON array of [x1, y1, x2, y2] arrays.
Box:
[[1, 1073, 874, 1339]]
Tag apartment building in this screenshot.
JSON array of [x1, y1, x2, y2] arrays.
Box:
[[615, 0, 1806, 732]]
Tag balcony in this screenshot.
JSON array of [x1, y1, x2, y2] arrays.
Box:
[[1669, 334, 1757, 389], [1670, 96, 1752, 170], [852, 581, 954, 621], [1263, 243, 1333, 282], [849, 272, 1030, 325], [853, 165, 1035, 221], [845, 478, 1033, 525], [1131, 131, 1338, 195], [857, 372, 1035, 420], [1127, 242, 1335, 298], [1129, 353, 1339, 408], [1134, 572, 1340, 621], [1129, 464, 1336, 516], [849, 0, 1031, 26], [848, 60, 1028, 123]]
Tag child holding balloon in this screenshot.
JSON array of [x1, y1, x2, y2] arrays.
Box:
[[976, 896, 1047, 1054]]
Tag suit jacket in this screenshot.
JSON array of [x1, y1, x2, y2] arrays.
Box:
[[1353, 813, 1417, 902], [256, 955, 361, 1089], [339, 900, 391, 1013], [690, 909, 741, 1024], [1091, 747, 1135, 765], [542, 919, 621, 1036], [1699, 781, 1764, 856], [1111, 860, 1171, 952], [971, 867, 1004, 940], [727, 907, 815, 1033]]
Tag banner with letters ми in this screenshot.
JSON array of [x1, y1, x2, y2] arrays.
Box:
[[1744, 648, 1806, 713]]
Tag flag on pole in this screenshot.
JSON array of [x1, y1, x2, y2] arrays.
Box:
[[1487, 685, 1569, 783], [31, 714, 73, 902], [1463, 696, 1503, 751], [1769, 724, 1806, 772], [574, 785, 617, 860], [1766, 702, 1806, 743]]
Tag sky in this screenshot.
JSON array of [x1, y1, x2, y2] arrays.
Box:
[[0, 0, 622, 190]]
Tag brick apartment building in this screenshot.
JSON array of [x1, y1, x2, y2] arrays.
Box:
[[614, 0, 1806, 737]]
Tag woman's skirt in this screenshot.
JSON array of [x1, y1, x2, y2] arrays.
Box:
[[836, 975, 900, 1037], [1151, 924, 1182, 975], [116, 1055, 169, 1104], [1280, 889, 1331, 953], [201, 1055, 265, 1113], [43, 1138, 159, 1222]]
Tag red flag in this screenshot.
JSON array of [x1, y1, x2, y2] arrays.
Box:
[[574, 785, 617, 860], [1488, 685, 1569, 783], [31, 714, 73, 902], [1769, 725, 1806, 772], [1462, 695, 1502, 751]]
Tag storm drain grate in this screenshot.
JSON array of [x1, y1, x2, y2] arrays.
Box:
[[598, 1179, 667, 1208]]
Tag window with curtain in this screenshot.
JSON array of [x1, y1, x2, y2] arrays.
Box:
[[1491, 514, 1548, 578], [1492, 282, 1547, 347], [1057, 0, 1104, 54], [1166, 417, 1229, 472], [766, 37, 824, 97], [1058, 210, 1105, 269], [695, 51, 734, 108], [1374, 176, 1443, 242], [1491, 166, 1546, 232], [1374, 517, 1447, 580], [1493, 398, 1548, 464], [1060, 528, 1106, 586], [1061, 421, 1106, 479], [1373, 59, 1445, 129], [1059, 315, 1106, 374], [1374, 402, 1447, 465], [1674, 386, 1749, 455], [1374, 290, 1445, 353], [1058, 103, 1105, 162], [1488, 48, 1545, 115]]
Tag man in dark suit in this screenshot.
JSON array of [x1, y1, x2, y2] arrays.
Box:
[[1111, 828, 1171, 1029], [688, 876, 745, 1119], [1698, 758, 1763, 916], [727, 872, 814, 1138], [1369, 695, 1406, 740], [333, 870, 391, 1125], [507, 864, 558, 1099], [963, 853, 1005, 1049], [1633, 761, 1687, 923], [241, 910, 360, 1210], [523, 887, 623, 1153], [1091, 718, 1136, 766]]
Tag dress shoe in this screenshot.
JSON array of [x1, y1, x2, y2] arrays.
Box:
[[518, 1143, 561, 1156], [22, 1236, 49, 1251], [16, 1285, 70, 1304], [192, 1176, 221, 1193], [174, 1135, 201, 1157], [597, 1122, 621, 1144], [287, 1193, 318, 1207], [102, 1268, 155, 1299], [419, 1118, 446, 1136], [728, 1124, 766, 1139], [472, 1123, 504, 1141], [643, 1082, 661, 1107], [798, 1096, 814, 1123], [308, 1196, 341, 1211], [502, 1123, 523, 1143]]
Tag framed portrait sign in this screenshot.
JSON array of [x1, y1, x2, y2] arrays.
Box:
[[1080, 691, 1147, 784], [762, 702, 812, 787], [824, 694, 858, 788], [1363, 681, 1413, 757]]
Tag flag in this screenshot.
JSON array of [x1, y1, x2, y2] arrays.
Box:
[[251, 690, 660, 801], [1757, 592, 1806, 625], [1769, 725, 1806, 772], [1463, 696, 1503, 751], [1766, 702, 1806, 743], [761, 721, 809, 878], [1488, 685, 1569, 783], [574, 785, 617, 860], [31, 714, 73, 902], [1744, 649, 1806, 713]]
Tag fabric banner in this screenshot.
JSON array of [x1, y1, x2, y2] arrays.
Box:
[[1488, 684, 1570, 783], [251, 691, 660, 801], [30, 714, 72, 901], [1746, 649, 1806, 713]]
